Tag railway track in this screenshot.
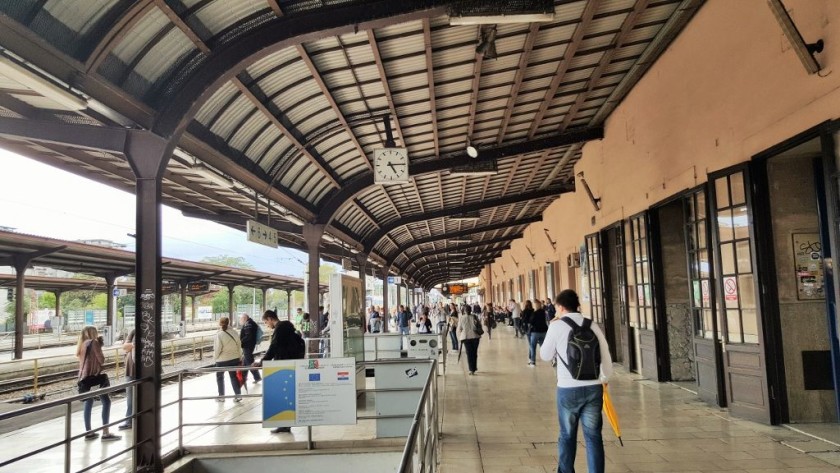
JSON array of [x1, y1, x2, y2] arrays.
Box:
[[0, 343, 216, 397]]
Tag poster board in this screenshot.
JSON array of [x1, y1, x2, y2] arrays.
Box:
[[262, 357, 357, 428], [792, 232, 824, 300]]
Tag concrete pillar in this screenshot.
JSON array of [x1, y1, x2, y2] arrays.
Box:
[[286, 289, 293, 321], [261, 288, 267, 314], [53, 290, 62, 335], [190, 295, 196, 324], [227, 284, 235, 321]]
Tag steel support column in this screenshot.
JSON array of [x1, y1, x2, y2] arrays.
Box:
[[354, 253, 368, 332], [227, 284, 235, 321], [381, 267, 390, 332], [261, 288, 267, 314], [53, 290, 62, 336], [190, 296, 196, 324], [302, 224, 324, 338], [124, 130, 169, 472], [180, 284, 187, 330], [105, 275, 116, 331], [13, 260, 26, 359]]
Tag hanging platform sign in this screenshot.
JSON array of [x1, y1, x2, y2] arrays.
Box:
[[792, 232, 824, 300], [262, 357, 357, 428], [247, 219, 278, 248]]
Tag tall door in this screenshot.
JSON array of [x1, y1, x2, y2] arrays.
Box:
[[710, 168, 770, 423], [604, 225, 626, 364], [685, 189, 725, 406], [626, 213, 657, 379], [585, 233, 618, 359]]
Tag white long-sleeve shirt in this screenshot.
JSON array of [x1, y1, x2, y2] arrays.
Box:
[[539, 313, 613, 388]]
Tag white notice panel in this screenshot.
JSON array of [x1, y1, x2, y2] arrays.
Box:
[[262, 357, 357, 428], [246, 219, 278, 248]]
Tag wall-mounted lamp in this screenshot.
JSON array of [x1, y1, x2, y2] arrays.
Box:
[[767, 0, 824, 74], [525, 246, 536, 260], [576, 171, 601, 212], [475, 25, 497, 59], [543, 228, 557, 250], [511, 257, 520, 268]]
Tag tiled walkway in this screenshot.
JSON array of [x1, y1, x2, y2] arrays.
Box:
[[438, 326, 840, 473]]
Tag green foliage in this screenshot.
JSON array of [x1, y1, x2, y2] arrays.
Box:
[[91, 293, 108, 310], [319, 263, 338, 284], [39, 291, 56, 309], [201, 255, 254, 269]]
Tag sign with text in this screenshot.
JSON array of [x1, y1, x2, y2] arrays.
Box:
[[262, 357, 357, 428], [247, 219, 278, 248], [186, 280, 210, 294]]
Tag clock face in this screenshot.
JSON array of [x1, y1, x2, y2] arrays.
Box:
[[374, 148, 409, 183]]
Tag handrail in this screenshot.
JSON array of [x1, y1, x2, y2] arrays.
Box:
[[397, 359, 438, 473], [1, 358, 441, 472]]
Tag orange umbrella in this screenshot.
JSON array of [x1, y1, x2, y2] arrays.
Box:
[[602, 383, 623, 446]]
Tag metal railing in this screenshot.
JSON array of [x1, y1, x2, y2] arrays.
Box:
[[0, 377, 146, 473], [0, 359, 442, 472]]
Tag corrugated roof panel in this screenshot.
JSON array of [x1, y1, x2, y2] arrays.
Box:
[[613, 42, 648, 62], [387, 70, 427, 91], [395, 101, 432, 118], [597, 0, 637, 14], [228, 112, 267, 152], [280, 158, 311, 190], [44, 0, 117, 35], [604, 57, 636, 76], [274, 80, 322, 115], [437, 78, 472, 98], [384, 56, 428, 77], [209, 94, 252, 137], [193, 0, 264, 36], [295, 107, 338, 137], [244, 127, 281, 160], [247, 47, 299, 80], [110, 9, 169, 64], [376, 19, 424, 40], [625, 23, 663, 45], [553, 0, 587, 22], [195, 81, 238, 125], [481, 53, 521, 75], [377, 36, 424, 59], [569, 51, 604, 72], [130, 28, 195, 88], [254, 61, 309, 97], [432, 25, 479, 51]]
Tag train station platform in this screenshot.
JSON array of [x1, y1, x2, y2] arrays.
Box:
[[3, 325, 840, 472]]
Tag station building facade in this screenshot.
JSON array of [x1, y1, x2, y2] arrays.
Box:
[[480, 0, 840, 426]]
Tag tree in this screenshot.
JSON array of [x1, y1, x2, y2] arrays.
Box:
[[319, 263, 339, 284], [201, 255, 254, 270], [39, 291, 56, 309]]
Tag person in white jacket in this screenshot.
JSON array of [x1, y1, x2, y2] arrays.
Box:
[[214, 316, 243, 403], [540, 289, 612, 473]]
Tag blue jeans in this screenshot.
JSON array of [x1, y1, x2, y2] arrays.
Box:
[[556, 384, 604, 473], [123, 376, 134, 426], [399, 326, 410, 335], [529, 332, 546, 363], [79, 380, 112, 432], [448, 328, 459, 350]]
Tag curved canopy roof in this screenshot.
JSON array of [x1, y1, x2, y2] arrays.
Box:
[[0, 0, 703, 289]]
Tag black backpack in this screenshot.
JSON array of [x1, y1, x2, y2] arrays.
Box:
[[558, 317, 601, 380]]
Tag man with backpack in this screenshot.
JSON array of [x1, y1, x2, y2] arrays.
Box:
[[539, 289, 613, 473], [238, 313, 263, 385]]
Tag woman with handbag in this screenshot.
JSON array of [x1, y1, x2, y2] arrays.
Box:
[[481, 302, 496, 340], [214, 316, 243, 403], [457, 307, 483, 375], [76, 326, 120, 441]]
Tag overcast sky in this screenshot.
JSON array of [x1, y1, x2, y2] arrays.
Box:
[[0, 148, 310, 276]]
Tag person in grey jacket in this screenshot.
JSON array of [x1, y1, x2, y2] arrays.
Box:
[[456, 309, 482, 375]]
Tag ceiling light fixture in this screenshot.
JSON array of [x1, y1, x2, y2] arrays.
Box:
[[466, 138, 478, 158]]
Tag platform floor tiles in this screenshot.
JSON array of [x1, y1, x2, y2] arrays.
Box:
[[438, 327, 840, 473]]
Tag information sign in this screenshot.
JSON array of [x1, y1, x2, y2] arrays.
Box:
[[262, 357, 357, 428], [186, 280, 210, 293], [246, 219, 278, 248]]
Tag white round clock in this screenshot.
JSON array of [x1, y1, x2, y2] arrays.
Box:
[[374, 147, 409, 183]]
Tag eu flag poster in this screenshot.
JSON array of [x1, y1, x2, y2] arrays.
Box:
[[262, 358, 357, 428], [262, 362, 296, 427]]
